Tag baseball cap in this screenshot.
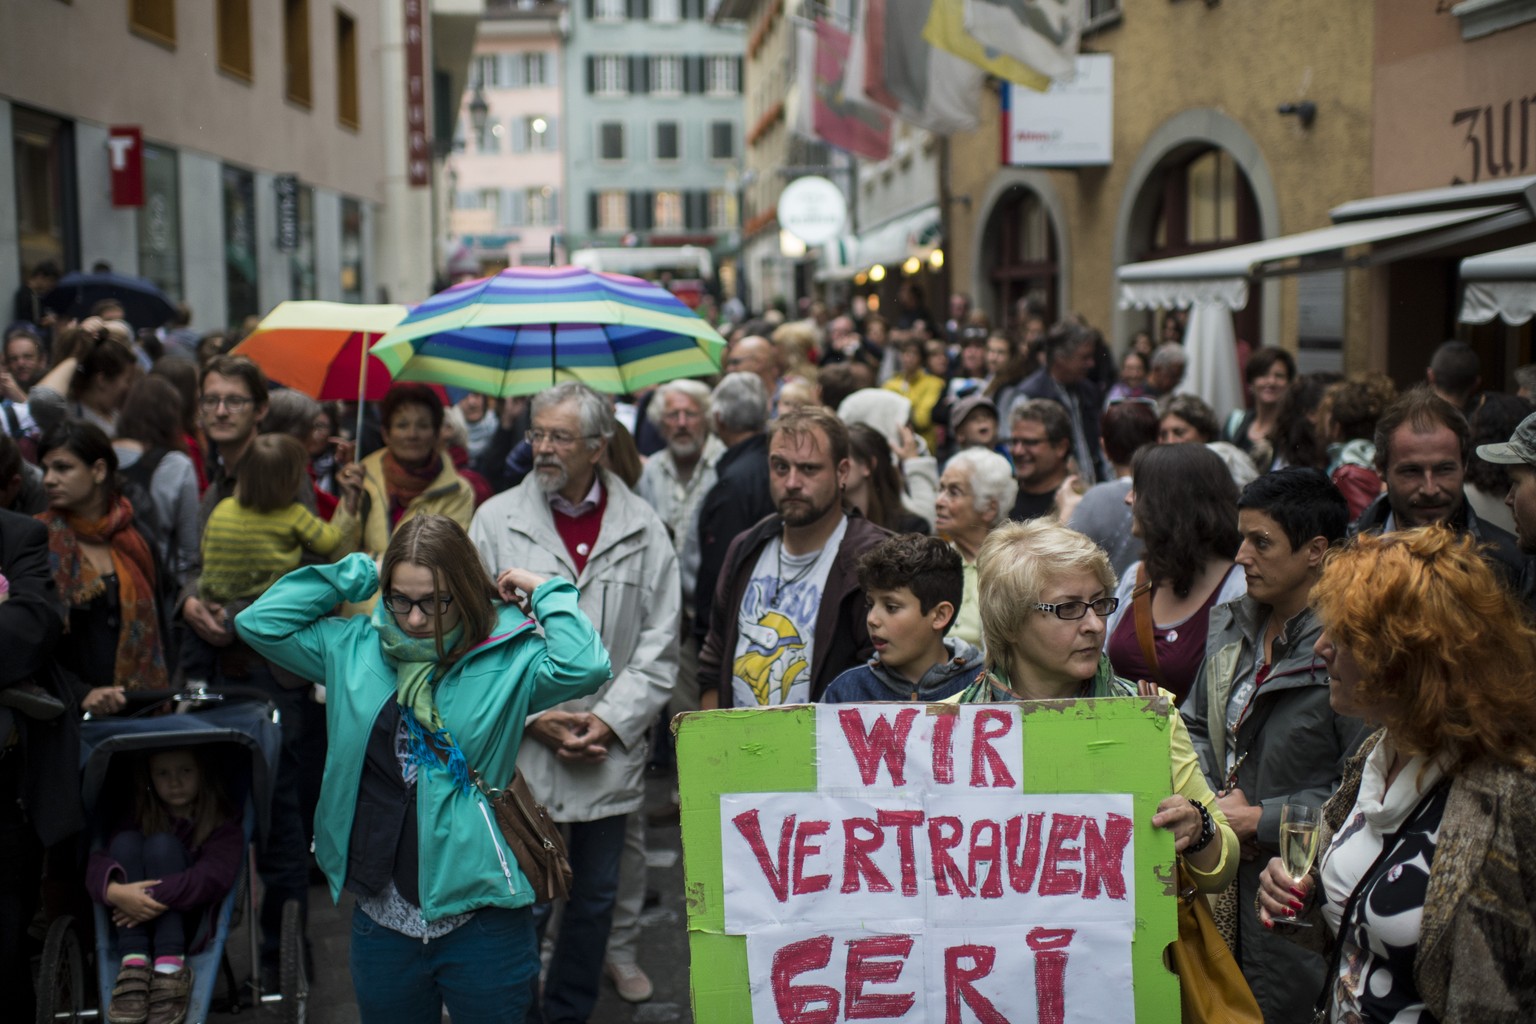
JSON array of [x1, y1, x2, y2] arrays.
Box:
[[1476, 411, 1536, 467], [950, 394, 998, 431]]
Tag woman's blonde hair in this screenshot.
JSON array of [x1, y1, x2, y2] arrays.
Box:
[[976, 519, 1116, 673], [1312, 527, 1536, 771], [380, 514, 499, 665]]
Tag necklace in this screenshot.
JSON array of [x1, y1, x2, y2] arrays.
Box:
[[770, 538, 821, 607]]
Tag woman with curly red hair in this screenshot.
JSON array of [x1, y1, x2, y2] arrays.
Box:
[[1257, 527, 1536, 1021]]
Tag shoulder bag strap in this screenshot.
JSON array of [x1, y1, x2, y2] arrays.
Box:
[[1132, 563, 1167, 689]]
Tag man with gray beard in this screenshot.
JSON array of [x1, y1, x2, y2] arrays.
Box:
[[469, 382, 677, 1024]]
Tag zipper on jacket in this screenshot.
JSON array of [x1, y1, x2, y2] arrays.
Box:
[[479, 799, 517, 896]]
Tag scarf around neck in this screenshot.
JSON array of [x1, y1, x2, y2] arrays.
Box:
[[956, 654, 1131, 703], [380, 451, 443, 523], [371, 602, 471, 791], [38, 494, 168, 692]]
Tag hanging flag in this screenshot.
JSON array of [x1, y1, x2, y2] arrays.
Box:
[[813, 20, 893, 161], [843, 0, 880, 109], [962, 0, 1082, 83], [923, 0, 1053, 90], [862, 0, 902, 113], [787, 20, 817, 138], [877, 0, 986, 135]]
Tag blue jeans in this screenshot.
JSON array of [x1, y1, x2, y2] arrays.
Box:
[[350, 905, 537, 1024], [528, 814, 627, 1024], [109, 829, 190, 958]]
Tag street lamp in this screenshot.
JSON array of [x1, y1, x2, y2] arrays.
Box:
[[469, 83, 490, 138]]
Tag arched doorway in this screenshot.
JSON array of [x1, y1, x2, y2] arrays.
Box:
[[980, 184, 1060, 332], [1133, 145, 1264, 348]]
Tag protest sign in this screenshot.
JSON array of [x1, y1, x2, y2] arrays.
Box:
[[678, 699, 1180, 1022]]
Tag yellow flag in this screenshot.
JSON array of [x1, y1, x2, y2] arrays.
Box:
[[922, 0, 1052, 92]]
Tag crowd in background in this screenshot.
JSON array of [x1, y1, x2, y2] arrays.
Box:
[[5, 276, 1536, 1023]]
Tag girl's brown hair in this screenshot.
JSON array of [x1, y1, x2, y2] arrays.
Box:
[[1312, 528, 1536, 772], [234, 433, 308, 512], [380, 514, 499, 665], [135, 746, 235, 847]]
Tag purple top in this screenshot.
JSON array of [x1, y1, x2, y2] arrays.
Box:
[[86, 816, 243, 953], [1106, 569, 1236, 705]]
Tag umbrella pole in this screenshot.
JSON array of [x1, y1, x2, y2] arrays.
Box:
[[355, 333, 370, 446], [551, 322, 556, 388]]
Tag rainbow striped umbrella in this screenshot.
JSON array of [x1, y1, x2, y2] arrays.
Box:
[[370, 266, 726, 397]]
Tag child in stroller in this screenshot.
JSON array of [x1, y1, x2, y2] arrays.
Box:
[[87, 745, 241, 1024]]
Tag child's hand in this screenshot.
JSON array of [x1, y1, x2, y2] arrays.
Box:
[[107, 879, 168, 925]]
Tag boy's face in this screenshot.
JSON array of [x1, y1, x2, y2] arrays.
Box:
[[866, 586, 949, 682]]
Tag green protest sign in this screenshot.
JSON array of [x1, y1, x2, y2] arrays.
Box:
[[678, 699, 1181, 1022]]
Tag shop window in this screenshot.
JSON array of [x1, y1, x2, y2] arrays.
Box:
[[13, 107, 77, 278], [222, 165, 258, 327], [130, 0, 176, 47], [289, 185, 316, 299], [983, 185, 1058, 328], [137, 143, 183, 302], [285, 0, 313, 108], [341, 197, 363, 303]]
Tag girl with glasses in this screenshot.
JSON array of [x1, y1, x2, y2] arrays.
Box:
[[235, 514, 611, 1023]]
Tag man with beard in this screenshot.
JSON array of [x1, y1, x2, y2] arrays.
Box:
[[469, 382, 677, 1024], [1352, 388, 1523, 586], [698, 407, 887, 709], [1008, 399, 1072, 521]]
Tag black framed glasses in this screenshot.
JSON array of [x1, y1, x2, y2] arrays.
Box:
[[382, 593, 455, 617], [1034, 597, 1119, 620]]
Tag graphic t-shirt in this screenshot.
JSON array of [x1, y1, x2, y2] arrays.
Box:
[[731, 517, 848, 707]]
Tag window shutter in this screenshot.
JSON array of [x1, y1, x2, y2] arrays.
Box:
[[684, 54, 701, 94], [549, 188, 561, 220], [637, 0, 651, 17], [628, 191, 644, 232], [585, 0, 595, 18], [641, 191, 656, 231], [512, 190, 530, 227], [733, 56, 744, 93], [629, 55, 649, 94], [546, 117, 558, 151], [586, 56, 596, 94], [589, 191, 600, 231], [626, 0, 639, 18]]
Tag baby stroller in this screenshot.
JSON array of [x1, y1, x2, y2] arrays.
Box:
[[34, 687, 306, 1024]]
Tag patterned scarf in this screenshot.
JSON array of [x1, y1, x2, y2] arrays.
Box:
[[371, 602, 471, 792], [954, 654, 1132, 703], [37, 495, 168, 691], [380, 451, 443, 527]]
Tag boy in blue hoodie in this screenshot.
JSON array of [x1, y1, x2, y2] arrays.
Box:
[[821, 534, 984, 703]]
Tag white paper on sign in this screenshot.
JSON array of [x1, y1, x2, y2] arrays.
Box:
[[745, 923, 1135, 1023], [815, 704, 1025, 795], [719, 792, 1136, 934]]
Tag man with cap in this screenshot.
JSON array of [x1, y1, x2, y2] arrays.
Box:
[[1475, 410, 1536, 610]]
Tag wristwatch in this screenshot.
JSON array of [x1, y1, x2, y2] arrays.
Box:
[[1186, 798, 1216, 854]]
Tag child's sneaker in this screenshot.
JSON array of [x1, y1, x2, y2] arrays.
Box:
[[147, 966, 192, 1024], [106, 963, 152, 1024]]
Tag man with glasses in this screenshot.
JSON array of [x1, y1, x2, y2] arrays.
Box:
[[470, 381, 678, 1024], [180, 355, 323, 988], [1008, 399, 1073, 522]]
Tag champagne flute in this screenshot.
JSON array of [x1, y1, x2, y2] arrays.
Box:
[[1278, 802, 1320, 927]]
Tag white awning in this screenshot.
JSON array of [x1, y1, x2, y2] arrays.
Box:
[[817, 205, 942, 282], [569, 245, 713, 279], [1118, 205, 1520, 311], [1460, 240, 1536, 326]]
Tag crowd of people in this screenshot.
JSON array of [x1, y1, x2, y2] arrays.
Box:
[[4, 283, 1536, 1024]]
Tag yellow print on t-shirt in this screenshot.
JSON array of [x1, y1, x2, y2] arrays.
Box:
[[733, 611, 808, 706]]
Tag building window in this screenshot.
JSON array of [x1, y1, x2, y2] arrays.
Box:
[[598, 121, 626, 161], [340, 197, 363, 303], [709, 121, 734, 160], [708, 189, 733, 230], [651, 55, 684, 95], [12, 106, 77, 278], [651, 0, 681, 21], [474, 54, 500, 88], [527, 186, 559, 227], [594, 0, 626, 21], [655, 121, 680, 161], [130, 0, 176, 47], [480, 189, 502, 222], [983, 185, 1058, 329], [222, 165, 257, 327], [520, 52, 551, 87], [290, 184, 316, 299], [512, 115, 557, 153], [592, 55, 627, 96], [336, 10, 359, 129], [284, 0, 312, 107], [137, 143, 183, 302], [705, 55, 739, 95], [596, 190, 629, 231], [1085, 0, 1120, 30], [654, 191, 684, 230], [217, 0, 253, 80]]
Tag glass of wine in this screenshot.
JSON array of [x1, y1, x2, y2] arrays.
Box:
[[1279, 802, 1320, 928]]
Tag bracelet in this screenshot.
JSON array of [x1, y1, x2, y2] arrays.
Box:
[[1186, 798, 1216, 854]]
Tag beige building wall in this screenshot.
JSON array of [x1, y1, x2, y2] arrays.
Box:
[[948, 0, 1375, 365]]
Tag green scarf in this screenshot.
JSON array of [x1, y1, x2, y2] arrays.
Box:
[[371, 602, 465, 734]]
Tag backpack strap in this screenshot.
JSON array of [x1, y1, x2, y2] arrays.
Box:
[[1132, 562, 1168, 689]]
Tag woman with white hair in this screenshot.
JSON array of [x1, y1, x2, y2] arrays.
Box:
[[934, 448, 1017, 647], [958, 519, 1238, 896]]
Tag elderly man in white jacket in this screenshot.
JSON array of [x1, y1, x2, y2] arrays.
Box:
[[470, 382, 678, 1024]]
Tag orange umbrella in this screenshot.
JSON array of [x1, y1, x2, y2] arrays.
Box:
[[233, 301, 409, 402]]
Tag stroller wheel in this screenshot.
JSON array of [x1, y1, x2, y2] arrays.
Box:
[[278, 899, 308, 1024], [35, 915, 85, 1024]]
